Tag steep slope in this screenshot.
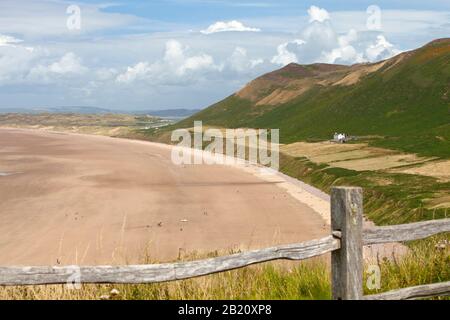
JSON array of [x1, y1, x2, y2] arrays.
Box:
[[177, 39, 450, 158]]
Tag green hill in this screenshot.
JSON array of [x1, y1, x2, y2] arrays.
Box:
[[177, 39, 450, 158]]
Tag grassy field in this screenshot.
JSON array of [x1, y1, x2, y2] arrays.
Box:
[[1, 235, 448, 300]]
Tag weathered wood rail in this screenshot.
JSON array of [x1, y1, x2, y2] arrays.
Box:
[[0, 187, 449, 300], [0, 236, 340, 286]]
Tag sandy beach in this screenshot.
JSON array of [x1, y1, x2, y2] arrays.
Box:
[[0, 128, 330, 266]]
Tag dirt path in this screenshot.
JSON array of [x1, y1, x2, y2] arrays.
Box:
[[0, 128, 330, 266]]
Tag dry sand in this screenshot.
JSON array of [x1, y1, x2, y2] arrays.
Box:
[[0, 128, 330, 266]]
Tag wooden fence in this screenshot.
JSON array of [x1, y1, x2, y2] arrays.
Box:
[[1, 187, 449, 300]]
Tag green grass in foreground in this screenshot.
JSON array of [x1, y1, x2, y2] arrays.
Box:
[[0, 236, 448, 300]]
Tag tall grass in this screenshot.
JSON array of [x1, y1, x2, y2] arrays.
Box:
[[369, 236, 449, 296], [1, 236, 447, 300]]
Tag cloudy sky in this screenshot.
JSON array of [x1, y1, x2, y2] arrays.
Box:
[[0, 0, 449, 110]]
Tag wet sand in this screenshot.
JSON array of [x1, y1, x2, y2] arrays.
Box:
[[0, 128, 329, 266]]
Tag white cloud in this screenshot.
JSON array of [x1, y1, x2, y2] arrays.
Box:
[[0, 33, 34, 53], [322, 46, 365, 64], [322, 29, 365, 64], [116, 40, 220, 85], [270, 20, 339, 66], [0, 34, 23, 47], [0, 39, 45, 85], [271, 9, 402, 66], [201, 20, 261, 34], [163, 40, 217, 76], [0, 49, 34, 83], [116, 62, 150, 83], [271, 40, 305, 66], [164, 40, 185, 64], [321, 31, 401, 64], [115, 41, 268, 88], [180, 54, 216, 75], [28, 52, 88, 82], [0, 0, 151, 39], [47, 52, 88, 74], [228, 47, 264, 72], [365, 35, 402, 61], [308, 6, 330, 23], [95, 68, 118, 81], [338, 28, 358, 47]]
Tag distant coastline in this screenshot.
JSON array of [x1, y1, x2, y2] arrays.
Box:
[[0, 106, 201, 119]]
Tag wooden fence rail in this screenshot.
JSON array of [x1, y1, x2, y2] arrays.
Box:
[[0, 187, 449, 300], [0, 236, 340, 286], [363, 281, 450, 300], [363, 219, 450, 245]]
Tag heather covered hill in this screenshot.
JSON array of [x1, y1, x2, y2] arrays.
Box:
[[178, 39, 450, 158]]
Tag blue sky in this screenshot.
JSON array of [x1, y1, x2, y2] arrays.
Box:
[[96, 0, 450, 20], [0, 0, 449, 110]]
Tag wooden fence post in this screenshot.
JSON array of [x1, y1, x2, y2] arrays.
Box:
[[331, 186, 363, 300]]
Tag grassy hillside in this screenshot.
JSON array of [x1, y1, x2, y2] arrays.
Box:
[[177, 39, 450, 158]]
